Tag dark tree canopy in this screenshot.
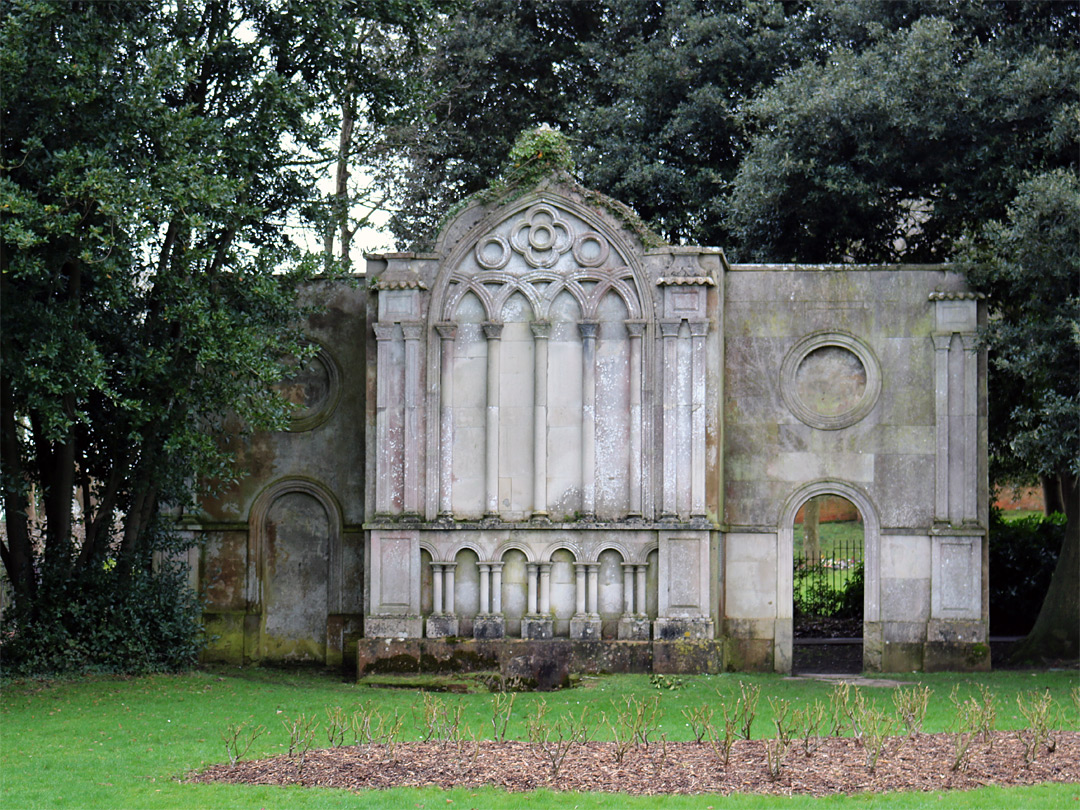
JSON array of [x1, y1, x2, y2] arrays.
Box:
[[0, 0, 445, 673], [385, 0, 1078, 661]]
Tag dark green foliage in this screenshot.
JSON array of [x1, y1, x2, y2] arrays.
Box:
[[987, 509, 1065, 637], [1, 520, 203, 676], [727, 8, 1079, 262], [386, 0, 817, 250], [0, 0, 444, 673], [794, 562, 864, 622]]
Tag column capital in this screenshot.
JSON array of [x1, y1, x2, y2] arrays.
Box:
[[482, 321, 503, 340], [400, 321, 424, 341], [530, 320, 552, 339], [688, 320, 710, 337], [478, 562, 491, 572], [485, 561, 505, 572], [440, 561, 457, 571], [435, 322, 458, 340], [932, 333, 953, 351], [539, 562, 553, 573], [578, 320, 599, 339], [625, 319, 647, 337], [960, 332, 978, 352], [373, 323, 397, 341], [659, 319, 682, 337]]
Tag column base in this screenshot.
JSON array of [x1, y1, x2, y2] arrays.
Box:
[[365, 614, 423, 639], [618, 616, 651, 640], [425, 614, 459, 638], [521, 616, 554, 640], [570, 616, 602, 640], [473, 614, 505, 640], [653, 616, 713, 640]]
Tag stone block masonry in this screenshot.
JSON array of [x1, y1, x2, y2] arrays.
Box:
[[191, 175, 988, 676]]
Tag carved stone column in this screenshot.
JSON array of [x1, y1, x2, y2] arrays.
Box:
[[573, 563, 587, 616], [539, 562, 552, 614], [531, 321, 551, 519], [522, 562, 553, 639], [579, 320, 599, 519], [443, 562, 456, 615], [635, 564, 647, 617], [659, 320, 681, 519], [373, 323, 397, 516], [618, 561, 650, 640], [473, 561, 505, 639], [490, 562, 504, 613], [478, 563, 491, 613], [526, 563, 539, 614], [622, 562, 635, 615], [435, 323, 457, 518], [401, 322, 423, 518], [689, 320, 709, 519], [586, 563, 600, 616], [626, 320, 646, 517], [961, 333, 979, 523], [432, 562, 444, 613], [571, 561, 601, 639], [426, 561, 459, 638], [483, 322, 503, 518], [933, 333, 951, 524]]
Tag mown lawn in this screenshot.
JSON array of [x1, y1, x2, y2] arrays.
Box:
[[2, 667, 1078, 809]]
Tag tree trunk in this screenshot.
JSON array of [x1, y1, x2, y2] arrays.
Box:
[[0, 373, 36, 610], [804, 498, 821, 565], [1011, 471, 1079, 662], [41, 396, 77, 575], [1041, 473, 1064, 516]]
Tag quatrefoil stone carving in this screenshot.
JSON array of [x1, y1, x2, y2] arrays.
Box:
[[510, 205, 574, 268]]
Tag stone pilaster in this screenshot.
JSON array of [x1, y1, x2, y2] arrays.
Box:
[[530, 321, 551, 519], [435, 323, 457, 518], [483, 322, 503, 518], [579, 320, 599, 519]]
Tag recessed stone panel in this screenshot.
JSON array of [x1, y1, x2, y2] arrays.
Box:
[[794, 346, 866, 416], [780, 331, 881, 430]]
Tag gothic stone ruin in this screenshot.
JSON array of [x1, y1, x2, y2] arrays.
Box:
[[190, 177, 989, 678]]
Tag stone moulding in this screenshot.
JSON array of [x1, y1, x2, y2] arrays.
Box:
[[284, 340, 342, 432], [778, 330, 882, 430]]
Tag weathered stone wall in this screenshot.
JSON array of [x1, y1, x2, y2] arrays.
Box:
[[193, 279, 367, 666], [191, 176, 988, 675], [722, 266, 988, 672]]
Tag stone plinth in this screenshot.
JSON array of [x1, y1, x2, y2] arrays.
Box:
[[521, 616, 553, 640], [473, 614, 506, 640], [365, 614, 423, 639], [425, 614, 459, 638], [653, 617, 714, 641], [570, 616, 602, 640], [618, 617, 651, 641]]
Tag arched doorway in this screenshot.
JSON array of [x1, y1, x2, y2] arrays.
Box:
[[249, 479, 343, 663], [777, 480, 880, 674], [792, 494, 864, 673]]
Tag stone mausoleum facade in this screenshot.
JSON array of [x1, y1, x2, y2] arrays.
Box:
[[190, 176, 989, 676]]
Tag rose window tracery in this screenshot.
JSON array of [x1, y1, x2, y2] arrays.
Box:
[[510, 205, 573, 268]]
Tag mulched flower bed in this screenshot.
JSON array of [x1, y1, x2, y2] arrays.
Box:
[[192, 731, 1080, 797]]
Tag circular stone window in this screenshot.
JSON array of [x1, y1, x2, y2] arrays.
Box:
[[780, 332, 881, 430], [276, 343, 342, 432]]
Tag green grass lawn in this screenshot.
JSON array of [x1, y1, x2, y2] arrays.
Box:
[[2, 667, 1078, 809]]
